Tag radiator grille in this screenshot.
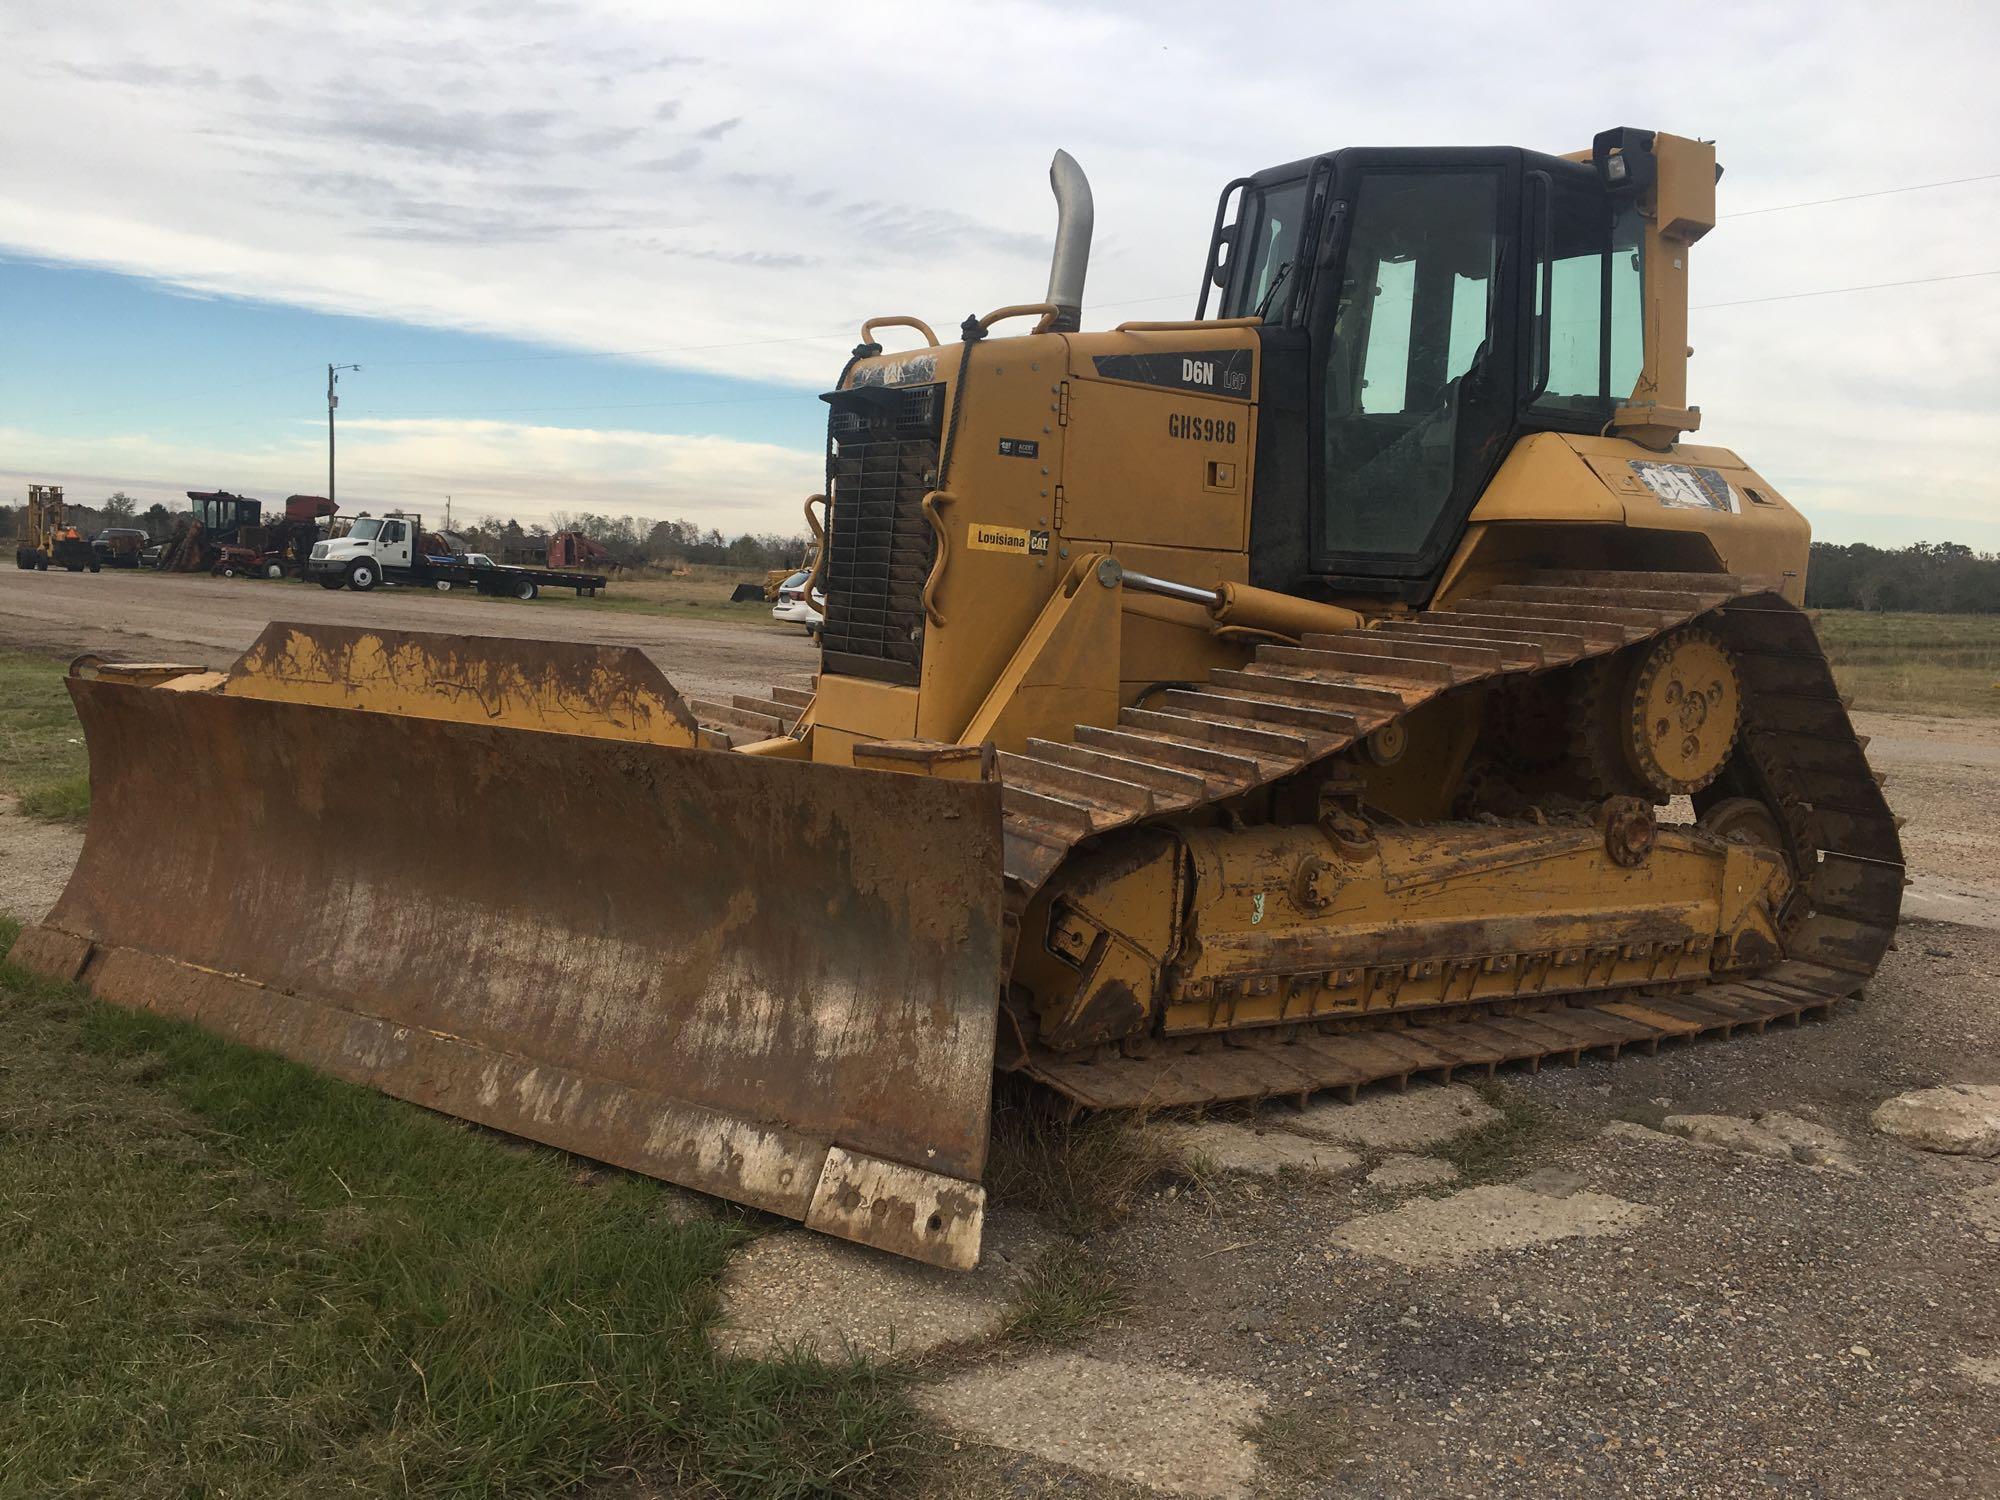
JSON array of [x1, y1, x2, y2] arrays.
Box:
[[820, 383, 944, 684]]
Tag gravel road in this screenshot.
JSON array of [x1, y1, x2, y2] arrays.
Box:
[[0, 565, 815, 705]]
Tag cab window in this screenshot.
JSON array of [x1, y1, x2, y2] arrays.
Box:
[[1320, 170, 1501, 559]]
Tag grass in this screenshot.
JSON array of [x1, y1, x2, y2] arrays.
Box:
[[1814, 610, 2000, 718], [1436, 1082, 1552, 1186], [0, 650, 89, 821], [985, 1099, 1196, 1239], [1242, 1404, 1355, 1489], [999, 1244, 1131, 1347], [0, 916, 930, 1498]]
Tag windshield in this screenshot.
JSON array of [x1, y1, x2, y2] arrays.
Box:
[[348, 519, 383, 541], [1224, 178, 1310, 321]]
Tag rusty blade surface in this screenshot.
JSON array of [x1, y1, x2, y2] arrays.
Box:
[[36, 678, 1004, 1266], [222, 620, 702, 744]]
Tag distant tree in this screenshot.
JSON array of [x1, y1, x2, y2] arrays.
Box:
[[102, 491, 139, 522], [142, 502, 172, 537], [1806, 540, 1999, 614]]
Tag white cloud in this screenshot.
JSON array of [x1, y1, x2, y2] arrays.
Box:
[[0, 419, 822, 533], [2, 0, 1997, 542]]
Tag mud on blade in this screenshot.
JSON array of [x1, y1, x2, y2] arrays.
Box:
[[10, 668, 1004, 1268]]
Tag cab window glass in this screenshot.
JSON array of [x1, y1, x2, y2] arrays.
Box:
[[1534, 190, 1644, 413], [1321, 171, 1500, 559]]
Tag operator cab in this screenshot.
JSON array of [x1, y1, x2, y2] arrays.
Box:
[[1206, 128, 1661, 603]]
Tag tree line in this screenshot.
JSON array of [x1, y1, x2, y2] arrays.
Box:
[[460, 511, 811, 573], [1804, 541, 1999, 614]]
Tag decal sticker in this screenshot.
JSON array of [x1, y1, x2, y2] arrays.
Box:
[[1167, 413, 1240, 443], [1029, 529, 1051, 556], [998, 437, 1040, 458], [848, 353, 939, 387], [1631, 461, 1740, 514], [967, 523, 1032, 555], [1092, 348, 1254, 398]]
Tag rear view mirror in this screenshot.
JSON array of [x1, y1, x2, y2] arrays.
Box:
[[1211, 230, 1235, 288]]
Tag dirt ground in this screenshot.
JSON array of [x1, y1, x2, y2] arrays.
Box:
[[2, 568, 1996, 1498], [0, 564, 815, 706]]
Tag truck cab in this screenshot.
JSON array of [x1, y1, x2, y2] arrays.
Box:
[[308, 515, 415, 591]]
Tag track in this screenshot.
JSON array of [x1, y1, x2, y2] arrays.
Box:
[[701, 570, 1905, 1112], [1000, 571, 1903, 1107]]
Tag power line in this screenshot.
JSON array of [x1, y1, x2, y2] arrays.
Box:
[[1722, 172, 2000, 219], [1693, 269, 2000, 310]]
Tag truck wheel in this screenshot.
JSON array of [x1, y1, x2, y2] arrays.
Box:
[[435, 579, 453, 592], [317, 575, 344, 590], [264, 561, 285, 580], [514, 579, 539, 601], [14, 549, 29, 570], [88, 560, 101, 574], [66, 562, 85, 572], [347, 561, 378, 591]]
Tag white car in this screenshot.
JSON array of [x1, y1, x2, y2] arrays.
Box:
[[771, 570, 825, 635]]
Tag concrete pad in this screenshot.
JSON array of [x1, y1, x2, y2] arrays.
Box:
[[917, 1351, 1266, 1499], [1332, 1184, 1656, 1269], [1962, 1182, 2000, 1236], [1365, 1153, 1460, 1190], [1872, 1084, 2000, 1158], [1661, 1110, 1860, 1173], [1288, 1084, 1500, 1151], [1957, 1355, 2000, 1388], [711, 1214, 1045, 1361], [1162, 1120, 1359, 1177]]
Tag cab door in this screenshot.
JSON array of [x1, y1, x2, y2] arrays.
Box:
[[1305, 150, 1521, 601]]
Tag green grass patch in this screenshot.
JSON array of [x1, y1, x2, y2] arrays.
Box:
[[15, 770, 88, 821], [1436, 1083, 1552, 1185], [1814, 610, 2000, 718], [1000, 1244, 1130, 1347], [0, 916, 928, 1497], [0, 649, 89, 820]]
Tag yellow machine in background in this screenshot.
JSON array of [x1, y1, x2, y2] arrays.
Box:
[[15, 483, 99, 572], [11, 129, 1901, 1269]]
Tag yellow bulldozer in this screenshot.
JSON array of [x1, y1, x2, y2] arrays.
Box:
[[11, 128, 1901, 1270]]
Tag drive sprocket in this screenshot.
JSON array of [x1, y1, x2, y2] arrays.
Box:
[[1572, 626, 1742, 800]]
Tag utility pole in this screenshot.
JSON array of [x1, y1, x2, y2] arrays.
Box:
[[327, 363, 361, 508]]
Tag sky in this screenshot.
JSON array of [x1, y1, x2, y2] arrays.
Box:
[[2, 0, 1997, 547]]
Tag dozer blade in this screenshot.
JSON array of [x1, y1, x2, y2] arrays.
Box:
[[8, 629, 1004, 1269]]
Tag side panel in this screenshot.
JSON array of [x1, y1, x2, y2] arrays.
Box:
[[1436, 433, 1811, 604]]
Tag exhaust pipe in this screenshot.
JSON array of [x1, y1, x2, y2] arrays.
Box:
[[1044, 149, 1093, 333]]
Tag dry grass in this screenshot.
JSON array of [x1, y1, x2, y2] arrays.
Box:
[[1436, 1083, 1553, 1186], [1242, 1403, 1356, 1488], [985, 1100, 1196, 1238], [1814, 610, 2000, 718]]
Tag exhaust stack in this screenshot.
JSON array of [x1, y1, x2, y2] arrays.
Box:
[[1044, 149, 1093, 333]]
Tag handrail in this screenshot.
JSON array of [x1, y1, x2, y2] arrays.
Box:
[[859, 315, 939, 349], [1112, 317, 1263, 333], [977, 303, 1060, 335], [919, 491, 955, 627]]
